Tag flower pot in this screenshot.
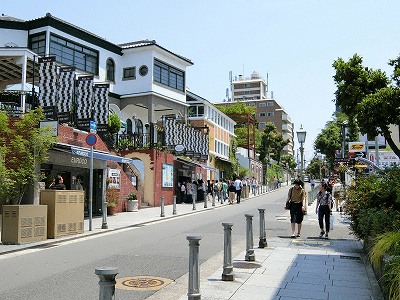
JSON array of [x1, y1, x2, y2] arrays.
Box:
[[127, 199, 138, 212], [107, 206, 118, 216]]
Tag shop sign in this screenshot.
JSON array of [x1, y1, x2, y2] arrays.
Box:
[[71, 156, 88, 165], [162, 163, 173, 188], [349, 142, 365, 152], [108, 168, 120, 189]]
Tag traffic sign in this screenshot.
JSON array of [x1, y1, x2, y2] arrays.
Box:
[[90, 120, 97, 134], [86, 134, 97, 146]]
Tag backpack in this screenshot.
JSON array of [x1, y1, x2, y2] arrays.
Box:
[[213, 183, 220, 192]]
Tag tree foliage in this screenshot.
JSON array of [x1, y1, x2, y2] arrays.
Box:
[[108, 112, 121, 134], [333, 53, 400, 157], [0, 108, 57, 205], [259, 122, 289, 164]]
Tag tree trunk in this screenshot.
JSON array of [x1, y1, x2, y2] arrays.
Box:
[[383, 129, 400, 158]]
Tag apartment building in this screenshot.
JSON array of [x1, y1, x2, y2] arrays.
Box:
[[217, 71, 294, 157]]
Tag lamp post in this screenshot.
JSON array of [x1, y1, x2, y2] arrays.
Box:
[[296, 125, 307, 182], [341, 120, 348, 159]]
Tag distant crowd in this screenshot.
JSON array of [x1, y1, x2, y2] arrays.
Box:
[[177, 177, 261, 205]]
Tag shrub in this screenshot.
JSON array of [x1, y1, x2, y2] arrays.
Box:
[[354, 208, 400, 239]]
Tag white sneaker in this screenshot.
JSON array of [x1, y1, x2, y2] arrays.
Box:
[[325, 233, 329, 239]]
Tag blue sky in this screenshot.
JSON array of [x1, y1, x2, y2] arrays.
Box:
[[3, 0, 400, 163]]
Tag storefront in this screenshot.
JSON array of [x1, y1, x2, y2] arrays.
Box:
[[42, 144, 107, 216]]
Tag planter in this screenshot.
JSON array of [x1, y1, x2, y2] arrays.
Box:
[[107, 206, 118, 216], [127, 200, 139, 212]]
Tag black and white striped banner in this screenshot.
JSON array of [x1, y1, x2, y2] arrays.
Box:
[[38, 56, 57, 118], [57, 67, 75, 123], [93, 83, 109, 132]]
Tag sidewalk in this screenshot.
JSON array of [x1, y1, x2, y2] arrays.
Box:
[[171, 199, 384, 300]]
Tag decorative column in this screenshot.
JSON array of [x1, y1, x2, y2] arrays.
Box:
[[222, 223, 234, 281], [258, 209, 268, 248], [245, 214, 255, 261], [160, 196, 165, 217], [95, 267, 118, 300], [187, 235, 202, 300]]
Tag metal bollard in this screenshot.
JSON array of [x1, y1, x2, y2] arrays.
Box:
[[173, 195, 177, 215], [187, 235, 202, 300], [222, 223, 234, 281], [160, 196, 165, 217], [245, 214, 255, 261], [258, 209, 268, 248], [101, 200, 108, 229], [203, 191, 207, 208], [192, 194, 196, 211], [95, 267, 118, 300], [212, 192, 215, 207]]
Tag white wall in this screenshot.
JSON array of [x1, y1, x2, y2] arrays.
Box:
[[0, 28, 28, 47]]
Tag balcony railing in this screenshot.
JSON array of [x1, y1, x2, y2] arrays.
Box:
[[0, 90, 39, 116], [100, 131, 165, 151]]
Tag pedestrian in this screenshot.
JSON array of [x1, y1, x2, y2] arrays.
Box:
[[332, 178, 343, 212], [286, 179, 306, 238], [221, 179, 228, 202], [49, 175, 66, 190], [234, 177, 242, 203], [251, 177, 258, 196], [310, 177, 316, 190], [228, 180, 236, 204], [186, 180, 193, 203], [315, 182, 332, 239], [180, 181, 186, 204]]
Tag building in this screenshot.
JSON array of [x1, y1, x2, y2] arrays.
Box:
[[218, 71, 294, 157], [186, 90, 236, 179], [0, 13, 209, 211]]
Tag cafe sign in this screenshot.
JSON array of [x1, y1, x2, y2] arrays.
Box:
[[349, 142, 365, 152]]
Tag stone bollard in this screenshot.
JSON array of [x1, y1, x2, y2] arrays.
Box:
[[222, 223, 234, 281], [173, 195, 177, 215], [192, 194, 196, 211], [203, 191, 207, 208], [258, 209, 268, 248], [187, 235, 202, 300], [245, 214, 255, 261], [95, 267, 118, 300], [160, 196, 165, 217]]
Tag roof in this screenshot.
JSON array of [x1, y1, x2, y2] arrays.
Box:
[[0, 14, 24, 22], [120, 40, 193, 65]]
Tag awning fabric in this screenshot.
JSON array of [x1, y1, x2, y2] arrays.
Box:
[[71, 146, 134, 164], [215, 156, 232, 164], [177, 157, 218, 171]]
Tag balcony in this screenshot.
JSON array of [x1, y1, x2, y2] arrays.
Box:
[[0, 90, 39, 116]]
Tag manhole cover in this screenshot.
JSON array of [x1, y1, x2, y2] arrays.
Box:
[[233, 261, 262, 269], [116, 276, 173, 291]]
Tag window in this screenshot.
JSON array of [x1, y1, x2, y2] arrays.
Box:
[[29, 33, 46, 56], [259, 112, 266, 117], [259, 103, 266, 107], [123, 67, 136, 79], [259, 122, 266, 127], [139, 65, 148, 76], [48, 34, 99, 74], [106, 58, 115, 81], [126, 119, 132, 134], [267, 112, 275, 117], [135, 119, 143, 134], [267, 102, 274, 106], [154, 59, 185, 91]]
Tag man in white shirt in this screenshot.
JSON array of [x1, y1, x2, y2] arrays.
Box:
[[234, 177, 242, 203]]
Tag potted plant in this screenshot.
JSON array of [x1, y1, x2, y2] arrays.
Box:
[[106, 187, 120, 215], [126, 192, 138, 212]]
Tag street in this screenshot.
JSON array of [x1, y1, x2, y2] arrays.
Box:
[[0, 185, 354, 300]]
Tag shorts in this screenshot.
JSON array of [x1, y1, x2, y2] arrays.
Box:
[[290, 202, 304, 224]]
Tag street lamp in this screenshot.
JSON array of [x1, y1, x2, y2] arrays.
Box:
[[341, 120, 348, 158], [296, 125, 307, 182]]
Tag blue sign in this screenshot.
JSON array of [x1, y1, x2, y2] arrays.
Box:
[[90, 121, 97, 134], [71, 146, 134, 164], [86, 134, 97, 146]]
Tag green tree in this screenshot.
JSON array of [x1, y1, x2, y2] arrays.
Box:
[[0, 108, 57, 205], [314, 120, 341, 169], [333, 53, 400, 157], [108, 112, 121, 134], [259, 122, 288, 164], [281, 155, 297, 172]]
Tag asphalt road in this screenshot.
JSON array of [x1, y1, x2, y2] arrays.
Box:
[[0, 185, 352, 300]]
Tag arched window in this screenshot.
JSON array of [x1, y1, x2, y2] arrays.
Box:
[[135, 119, 143, 134], [126, 119, 132, 134], [106, 58, 115, 82]]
